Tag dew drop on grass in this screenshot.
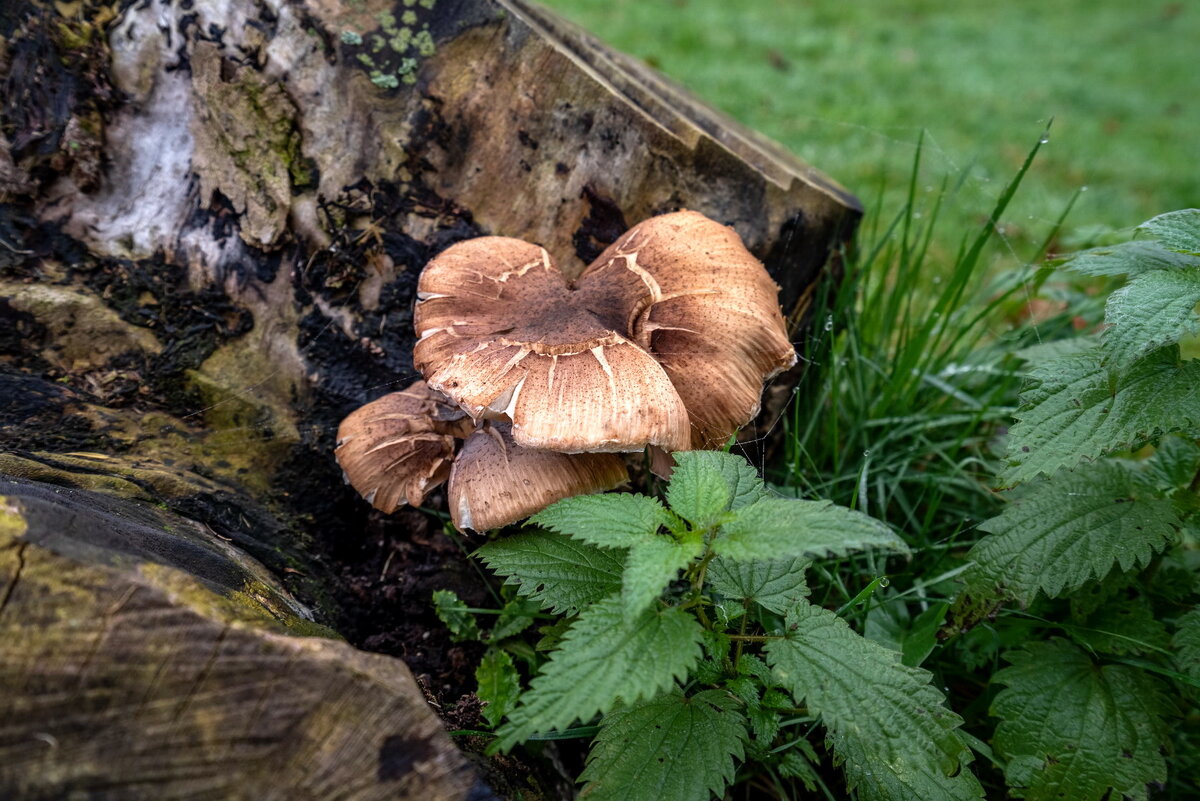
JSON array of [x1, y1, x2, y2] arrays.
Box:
[[1039, 134, 1050, 144], [823, 314, 834, 332], [878, 577, 890, 588]]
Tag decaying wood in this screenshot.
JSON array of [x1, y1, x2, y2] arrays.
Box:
[[0, 468, 483, 801], [0, 0, 860, 796]]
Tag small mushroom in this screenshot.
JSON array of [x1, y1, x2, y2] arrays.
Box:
[[448, 422, 627, 531], [335, 380, 628, 530], [413, 210, 796, 453], [335, 380, 473, 512]]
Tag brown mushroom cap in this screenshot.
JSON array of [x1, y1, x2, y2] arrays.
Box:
[[413, 211, 795, 454], [587, 211, 798, 448], [334, 380, 473, 512], [414, 236, 691, 453], [448, 422, 628, 531]]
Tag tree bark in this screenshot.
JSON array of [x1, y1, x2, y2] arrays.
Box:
[[0, 0, 860, 797]]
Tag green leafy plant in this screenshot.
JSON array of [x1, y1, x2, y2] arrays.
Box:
[[951, 208, 1200, 800], [456, 450, 987, 800]]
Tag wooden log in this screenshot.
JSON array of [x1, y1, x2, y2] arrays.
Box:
[[0, 466, 486, 800], [0, 0, 860, 796]]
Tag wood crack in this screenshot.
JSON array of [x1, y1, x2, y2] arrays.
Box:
[[172, 624, 230, 724], [0, 542, 27, 619]]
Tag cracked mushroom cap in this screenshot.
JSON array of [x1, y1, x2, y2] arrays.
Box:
[[448, 422, 628, 531], [590, 211, 798, 448], [414, 211, 795, 452], [335, 380, 473, 512]]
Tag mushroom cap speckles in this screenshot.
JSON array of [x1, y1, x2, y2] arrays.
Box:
[[448, 422, 628, 532], [413, 210, 796, 454], [334, 380, 473, 513]]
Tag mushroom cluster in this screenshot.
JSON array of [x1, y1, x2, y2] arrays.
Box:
[[335, 210, 796, 531]]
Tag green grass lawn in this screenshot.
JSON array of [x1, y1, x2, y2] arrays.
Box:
[[541, 0, 1198, 253]]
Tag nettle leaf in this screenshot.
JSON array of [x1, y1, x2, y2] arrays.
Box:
[[491, 596, 541, 641], [1103, 269, 1200, 368], [707, 556, 810, 615], [621, 536, 702, 618], [1003, 345, 1200, 485], [1136, 208, 1200, 254], [666, 453, 732, 527], [1142, 434, 1200, 492], [578, 689, 747, 801], [1060, 240, 1200, 277], [766, 600, 982, 801], [432, 589, 480, 641], [667, 451, 768, 525], [476, 649, 521, 727], [992, 640, 1172, 801], [1072, 598, 1170, 657], [492, 596, 704, 751], [713, 498, 907, 562], [962, 462, 1178, 605], [531, 493, 672, 548], [476, 530, 623, 615], [1174, 607, 1200, 681]]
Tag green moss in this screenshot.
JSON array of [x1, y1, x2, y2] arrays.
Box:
[[340, 30, 362, 45], [401, 10, 417, 25], [0, 496, 28, 544]]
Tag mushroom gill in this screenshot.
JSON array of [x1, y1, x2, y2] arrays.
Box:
[[334, 380, 473, 512], [335, 380, 630, 531], [448, 422, 628, 531]]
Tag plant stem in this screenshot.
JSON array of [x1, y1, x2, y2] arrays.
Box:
[[727, 634, 783, 642], [733, 599, 750, 667]]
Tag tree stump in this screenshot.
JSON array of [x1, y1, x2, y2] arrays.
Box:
[[0, 0, 860, 797]]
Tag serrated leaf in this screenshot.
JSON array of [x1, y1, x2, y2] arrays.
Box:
[[492, 596, 704, 751], [1072, 598, 1170, 657], [491, 596, 541, 641], [777, 741, 820, 791], [707, 556, 810, 615], [766, 600, 982, 801], [1060, 240, 1200, 277], [666, 452, 731, 527], [432, 589, 480, 641], [992, 640, 1171, 801], [963, 462, 1178, 605], [1143, 434, 1200, 492], [748, 706, 781, 746], [621, 536, 702, 618], [476, 649, 521, 727], [667, 451, 767, 526], [1103, 269, 1200, 368], [712, 498, 907, 563], [1174, 607, 1200, 681], [1136, 208, 1200, 254], [531, 493, 670, 548], [579, 689, 747, 801], [1002, 345, 1200, 484], [476, 530, 624, 615]]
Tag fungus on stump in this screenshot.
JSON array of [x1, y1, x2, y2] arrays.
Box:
[[0, 0, 860, 796], [337, 211, 800, 530]]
